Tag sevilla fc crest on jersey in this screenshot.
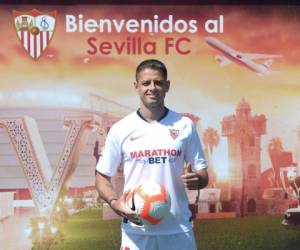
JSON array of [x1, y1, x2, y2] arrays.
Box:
[[169, 129, 179, 140], [13, 9, 56, 60]]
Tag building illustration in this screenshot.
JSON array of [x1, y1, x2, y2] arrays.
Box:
[[222, 98, 266, 216]]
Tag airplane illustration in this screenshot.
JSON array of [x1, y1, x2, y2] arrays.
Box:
[[205, 37, 281, 76]]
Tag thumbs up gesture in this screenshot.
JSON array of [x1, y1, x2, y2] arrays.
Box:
[[181, 162, 202, 190]]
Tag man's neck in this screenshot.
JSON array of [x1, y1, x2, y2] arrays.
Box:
[[138, 105, 166, 123]]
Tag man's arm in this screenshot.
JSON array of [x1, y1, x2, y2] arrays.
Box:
[[182, 121, 209, 190], [181, 163, 209, 190], [95, 171, 142, 225], [95, 171, 118, 204]]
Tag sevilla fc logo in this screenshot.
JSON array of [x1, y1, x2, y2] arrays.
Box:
[[169, 129, 179, 140], [13, 9, 56, 60]]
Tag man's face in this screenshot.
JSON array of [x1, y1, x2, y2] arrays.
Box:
[[134, 68, 170, 109]]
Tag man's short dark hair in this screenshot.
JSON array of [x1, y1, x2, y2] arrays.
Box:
[[136, 59, 168, 81]]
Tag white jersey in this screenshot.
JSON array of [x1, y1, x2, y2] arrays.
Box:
[[96, 109, 207, 235]]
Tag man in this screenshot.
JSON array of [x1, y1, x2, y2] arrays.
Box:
[[95, 59, 208, 250]]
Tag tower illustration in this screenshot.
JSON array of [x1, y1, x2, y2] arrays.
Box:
[[222, 98, 266, 216]]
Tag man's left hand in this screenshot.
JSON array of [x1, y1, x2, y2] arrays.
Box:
[[181, 162, 208, 190]]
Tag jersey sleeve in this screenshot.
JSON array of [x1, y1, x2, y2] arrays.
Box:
[[184, 121, 208, 170], [95, 126, 122, 177]]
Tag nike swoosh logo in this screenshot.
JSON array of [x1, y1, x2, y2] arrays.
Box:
[[131, 190, 136, 211], [130, 135, 144, 141]]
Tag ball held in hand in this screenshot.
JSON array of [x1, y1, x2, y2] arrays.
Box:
[[126, 182, 171, 225]]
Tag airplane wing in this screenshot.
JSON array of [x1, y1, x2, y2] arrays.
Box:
[[258, 70, 280, 76], [243, 53, 282, 60], [215, 55, 232, 67], [266, 70, 280, 75]]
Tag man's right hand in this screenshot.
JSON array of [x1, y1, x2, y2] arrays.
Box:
[[110, 193, 143, 226], [95, 172, 143, 225]]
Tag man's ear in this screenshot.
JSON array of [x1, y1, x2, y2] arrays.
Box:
[[133, 81, 138, 89], [165, 80, 170, 92]]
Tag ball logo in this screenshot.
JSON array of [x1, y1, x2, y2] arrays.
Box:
[[169, 128, 179, 140], [13, 9, 56, 60]]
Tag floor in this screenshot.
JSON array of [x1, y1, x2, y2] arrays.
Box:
[[0, 208, 35, 250]]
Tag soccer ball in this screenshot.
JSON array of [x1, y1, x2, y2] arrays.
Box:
[[126, 182, 171, 225]]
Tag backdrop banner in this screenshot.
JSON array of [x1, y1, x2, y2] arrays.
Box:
[[0, 4, 300, 249]]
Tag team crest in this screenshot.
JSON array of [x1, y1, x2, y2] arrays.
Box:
[[13, 9, 56, 60], [169, 129, 179, 140]]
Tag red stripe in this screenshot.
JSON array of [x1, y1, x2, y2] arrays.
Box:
[[27, 32, 31, 56], [34, 34, 37, 59], [40, 32, 44, 52], [20, 31, 24, 44]]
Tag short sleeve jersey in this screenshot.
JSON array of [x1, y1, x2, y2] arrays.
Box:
[[96, 109, 207, 235]]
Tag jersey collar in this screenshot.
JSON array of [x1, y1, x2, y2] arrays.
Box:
[[136, 107, 169, 123]]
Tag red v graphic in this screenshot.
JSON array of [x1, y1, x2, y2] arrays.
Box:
[[0, 115, 100, 215]]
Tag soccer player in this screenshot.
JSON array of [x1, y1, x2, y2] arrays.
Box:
[[95, 59, 208, 250]]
